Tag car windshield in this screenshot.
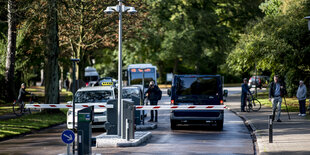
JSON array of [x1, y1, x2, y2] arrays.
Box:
[[123, 88, 140, 99], [176, 77, 218, 97], [75, 90, 113, 103]]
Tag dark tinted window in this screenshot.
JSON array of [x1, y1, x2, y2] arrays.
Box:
[[75, 90, 113, 103], [176, 77, 218, 96]]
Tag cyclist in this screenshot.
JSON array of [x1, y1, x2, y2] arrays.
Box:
[[17, 83, 31, 104], [241, 78, 251, 112]]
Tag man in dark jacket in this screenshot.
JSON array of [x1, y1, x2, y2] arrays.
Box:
[[18, 83, 31, 103], [269, 75, 286, 122], [241, 78, 251, 112], [146, 81, 161, 122]]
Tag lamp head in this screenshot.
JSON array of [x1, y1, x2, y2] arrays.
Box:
[[304, 16, 310, 31], [128, 7, 137, 14], [104, 7, 114, 14]]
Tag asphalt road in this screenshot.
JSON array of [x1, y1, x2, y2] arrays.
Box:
[[0, 88, 254, 155]]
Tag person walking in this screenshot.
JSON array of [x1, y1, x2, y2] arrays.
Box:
[[145, 81, 162, 122], [65, 78, 70, 91], [297, 80, 307, 116], [269, 75, 286, 122], [241, 78, 251, 112]]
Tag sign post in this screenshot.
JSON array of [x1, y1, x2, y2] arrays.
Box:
[[62, 130, 75, 155]]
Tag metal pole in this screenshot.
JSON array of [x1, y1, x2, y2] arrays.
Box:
[[255, 63, 257, 98], [269, 115, 273, 143], [72, 60, 76, 155], [142, 69, 145, 125], [67, 144, 70, 155], [117, 0, 123, 137], [71, 58, 79, 154]]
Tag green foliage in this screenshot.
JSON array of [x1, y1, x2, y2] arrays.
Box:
[[227, 0, 310, 96], [259, 0, 282, 16]]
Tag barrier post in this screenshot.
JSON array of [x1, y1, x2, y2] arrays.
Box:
[[269, 115, 273, 143]]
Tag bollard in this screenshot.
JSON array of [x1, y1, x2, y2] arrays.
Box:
[[269, 115, 273, 143], [122, 99, 135, 139], [126, 119, 130, 141]]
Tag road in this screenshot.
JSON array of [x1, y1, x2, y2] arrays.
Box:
[[0, 88, 254, 155]]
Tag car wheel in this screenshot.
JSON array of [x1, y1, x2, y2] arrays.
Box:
[[171, 120, 178, 130], [216, 120, 224, 131]]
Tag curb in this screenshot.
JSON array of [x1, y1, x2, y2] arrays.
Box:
[[117, 132, 152, 147], [226, 107, 259, 155], [96, 131, 152, 148]]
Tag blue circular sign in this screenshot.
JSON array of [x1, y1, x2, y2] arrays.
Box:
[[61, 130, 75, 144]]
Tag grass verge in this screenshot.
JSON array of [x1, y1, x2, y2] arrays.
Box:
[[0, 109, 67, 140], [256, 92, 300, 112]]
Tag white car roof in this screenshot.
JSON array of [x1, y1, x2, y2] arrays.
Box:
[[77, 86, 114, 92]]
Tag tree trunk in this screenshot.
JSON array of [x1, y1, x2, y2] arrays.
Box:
[[44, 0, 60, 107], [5, 0, 17, 101]]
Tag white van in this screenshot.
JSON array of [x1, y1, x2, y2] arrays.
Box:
[[84, 66, 99, 87]]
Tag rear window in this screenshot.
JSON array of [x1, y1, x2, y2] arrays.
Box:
[[176, 77, 218, 96], [75, 90, 113, 103], [122, 88, 140, 99]]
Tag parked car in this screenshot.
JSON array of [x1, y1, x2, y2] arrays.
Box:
[[248, 76, 270, 89], [122, 86, 148, 120], [67, 86, 117, 129], [169, 75, 224, 130]]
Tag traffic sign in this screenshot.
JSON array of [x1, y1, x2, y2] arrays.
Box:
[[61, 130, 75, 144]]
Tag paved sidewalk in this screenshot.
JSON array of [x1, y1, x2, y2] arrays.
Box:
[[226, 94, 310, 155]]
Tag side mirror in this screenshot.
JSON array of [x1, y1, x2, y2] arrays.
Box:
[[167, 88, 171, 97], [67, 101, 73, 104]]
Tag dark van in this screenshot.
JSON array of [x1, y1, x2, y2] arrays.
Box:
[[169, 75, 224, 130]]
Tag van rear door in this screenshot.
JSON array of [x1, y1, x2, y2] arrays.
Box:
[[174, 75, 222, 105]]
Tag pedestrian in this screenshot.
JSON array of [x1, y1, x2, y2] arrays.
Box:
[[241, 78, 251, 112], [297, 80, 307, 116], [145, 81, 162, 122], [269, 75, 286, 122], [18, 83, 31, 104], [65, 78, 70, 91]]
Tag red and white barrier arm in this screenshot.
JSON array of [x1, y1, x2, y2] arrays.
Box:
[[25, 104, 114, 109], [25, 104, 226, 110], [135, 105, 226, 110]]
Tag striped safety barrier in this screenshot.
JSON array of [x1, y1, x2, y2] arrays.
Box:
[[25, 104, 113, 109], [25, 104, 226, 110], [135, 105, 226, 110]]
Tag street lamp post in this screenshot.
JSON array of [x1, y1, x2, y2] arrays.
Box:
[[70, 58, 79, 154], [105, 0, 136, 137]]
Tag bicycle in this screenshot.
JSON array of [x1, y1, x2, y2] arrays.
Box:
[[245, 93, 262, 112], [13, 94, 40, 116]]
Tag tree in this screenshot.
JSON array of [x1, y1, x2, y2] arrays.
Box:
[[227, 0, 310, 96], [45, 0, 60, 105], [5, 0, 17, 101]]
